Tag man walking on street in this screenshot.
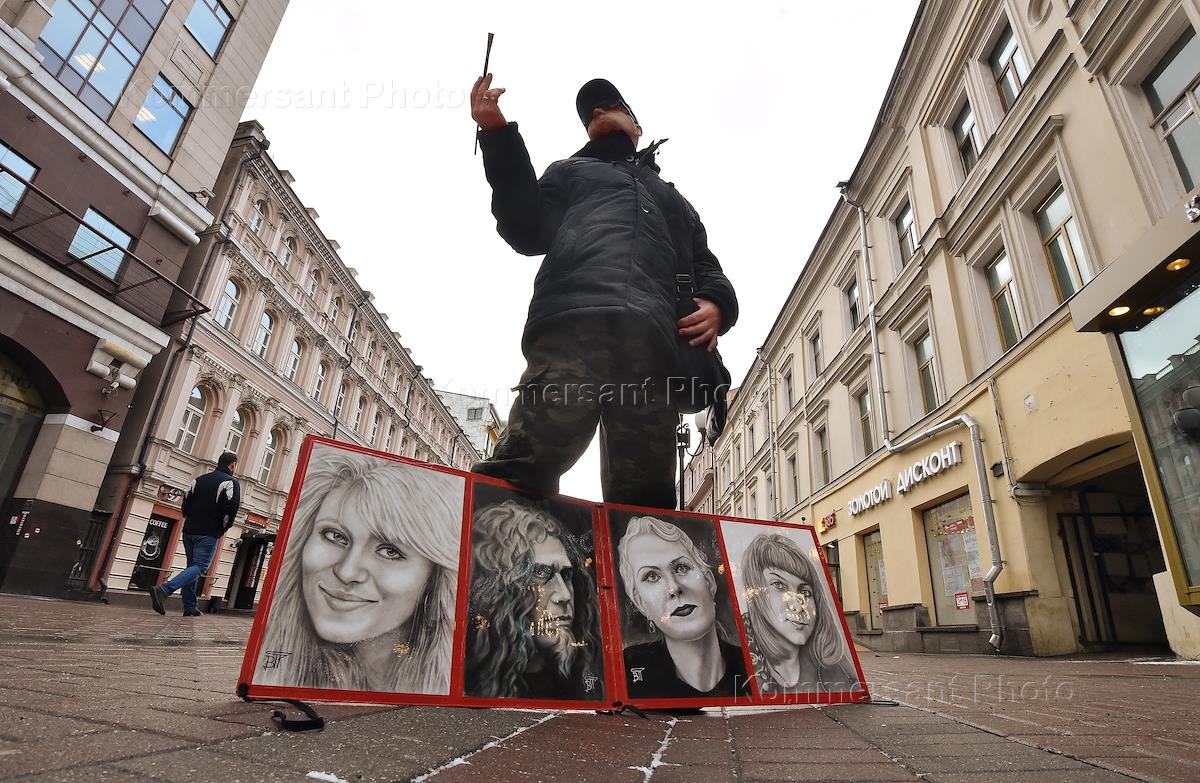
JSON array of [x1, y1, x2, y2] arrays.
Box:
[[469, 74, 738, 509], [147, 451, 241, 616]]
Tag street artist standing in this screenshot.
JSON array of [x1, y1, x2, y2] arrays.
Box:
[[470, 74, 738, 509]]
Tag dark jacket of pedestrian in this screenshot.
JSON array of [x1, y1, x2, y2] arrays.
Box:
[[478, 123, 738, 354], [181, 464, 241, 538]]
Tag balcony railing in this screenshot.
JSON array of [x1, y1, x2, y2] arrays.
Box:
[[0, 163, 207, 328]]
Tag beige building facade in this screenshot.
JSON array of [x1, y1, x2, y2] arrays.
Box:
[[701, 0, 1200, 657], [99, 121, 480, 608], [0, 0, 288, 596]]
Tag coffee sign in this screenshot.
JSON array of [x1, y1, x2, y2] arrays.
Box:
[[847, 442, 963, 516]]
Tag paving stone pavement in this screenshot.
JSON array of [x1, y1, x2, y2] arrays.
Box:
[[1, 594, 1197, 782]]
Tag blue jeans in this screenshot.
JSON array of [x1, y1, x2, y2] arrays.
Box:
[[160, 534, 219, 611]]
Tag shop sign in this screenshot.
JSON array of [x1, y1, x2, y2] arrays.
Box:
[[847, 441, 964, 516], [818, 512, 837, 533], [157, 484, 186, 505]]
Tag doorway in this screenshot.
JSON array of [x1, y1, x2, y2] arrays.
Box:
[[1059, 464, 1168, 647], [224, 530, 274, 610]]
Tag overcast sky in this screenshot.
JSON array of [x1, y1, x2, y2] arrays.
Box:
[[240, 0, 922, 501]]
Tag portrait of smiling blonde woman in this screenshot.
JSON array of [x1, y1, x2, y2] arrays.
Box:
[[257, 446, 463, 694], [738, 533, 859, 695], [616, 515, 749, 699]]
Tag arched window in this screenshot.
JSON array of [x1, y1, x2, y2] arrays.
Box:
[[330, 297, 342, 330], [225, 408, 245, 455], [307, 269, 320, 298], [347, 318, 358, 343], [286, 339, 303, 381], [334, 382, 347, 419], [354, 395, 366, 431], [215, 279, 240, 330], [250, 199, 267, 233], [259, 428, 279, 484], [253, 311, 273, 358], [313, 361, 328, 401], [282, 236, 296, 268], [366, 340, 376, 365], [382, 359, 391, 384], [176, 386, 206, 453], [370, 412, 382, 445], [385, 421, 396, 453]]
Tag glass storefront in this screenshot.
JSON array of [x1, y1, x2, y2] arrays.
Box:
[[864, 530, 887, 629], [1117, 267, 1200, 586], [922, 494, 983, 623], [0, 350, 45, 504]]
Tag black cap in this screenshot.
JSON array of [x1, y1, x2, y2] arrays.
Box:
[[218, 451, 238, 470], [576, 78, 637, 127]]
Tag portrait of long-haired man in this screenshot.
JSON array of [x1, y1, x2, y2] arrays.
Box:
[[463, 484, 604, 701]]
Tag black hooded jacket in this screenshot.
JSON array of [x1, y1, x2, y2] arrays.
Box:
[[181, 466, 240, 538], [477, 123, 738, 353]]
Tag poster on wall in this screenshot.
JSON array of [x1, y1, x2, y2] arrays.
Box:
[[238, 436, 869, 710]]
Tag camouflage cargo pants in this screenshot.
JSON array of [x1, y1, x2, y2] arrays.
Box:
[[472, 316, 679, 509]]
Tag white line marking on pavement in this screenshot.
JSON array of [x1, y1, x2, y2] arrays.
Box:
[[629, 717, 679, 783], [410, 712, 559, 782]]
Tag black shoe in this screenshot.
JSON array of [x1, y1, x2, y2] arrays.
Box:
[[148, 586, 166, 615], [183, 609, 201, 617]]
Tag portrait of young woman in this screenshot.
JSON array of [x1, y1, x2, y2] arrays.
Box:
[[721, 523, 860, 696], [611, 512, 749, 700], [255, 444, 465, 695]]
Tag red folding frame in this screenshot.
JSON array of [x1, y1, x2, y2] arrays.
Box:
[[237, 435, 870, 709]]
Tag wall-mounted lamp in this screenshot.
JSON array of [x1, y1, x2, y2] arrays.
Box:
[[91, 410, 117, 432]]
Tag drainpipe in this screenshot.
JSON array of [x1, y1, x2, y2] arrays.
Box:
[[92, 152, 259, 594], [840, 183, 1005, 652]]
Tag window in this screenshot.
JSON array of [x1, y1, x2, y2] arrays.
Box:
[[36, 0, 169, 119], [354, 396, 366, 431], [313, 361, 328, 401], [734, 443, 742, 473], [382, 360, 391, 384], [385, 422, 396, 453], [814, 426, 830, 487], [253, 311, 273, 358], [225, 408, 245, 455], [722, 459, 731, 489], [185, 0, 232, 58], [747, 421, 756, 455], [68, 208, 132, 279], [135, 75, 191, 154], [1144, 29, 1200, 189], [780, 368, 794, 411], [895, 201, 917, 264], [467, 407, 484, 421], [370, 413, 382, 446], [282, 237, 296, 269], [286, 339, 302, 381], [348, 318, 358, 342], [954, 102, 983, 175], [915, 330, 939, 414], [334, 382, 347, 419], [787, 454, 798, 505], [749, 491, 758, 519], [259, 429, 278, 484], [989, 22, 1029, 111], [215, 279, 239, 330], [176, 386, 205, 453], [864, 530, 888, 628], [366, 340, 376, 365], [330, 298, 342, 330], [1035, 184, 1088, 302], [986, 250, 1021, 351], [923, 494, 982, 623], [856, 389, 874, 456], [0, 141, 37, 217], [824, 543, 842, 599], [845, 279, 861, 330], [250, 200, 267, 233], [307, 269, 320, 298], [809, 331, 823, 376], [765, 475, 774, 513]]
